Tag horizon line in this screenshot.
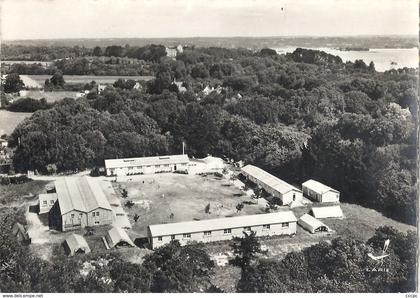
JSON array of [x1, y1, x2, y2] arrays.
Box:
[[2, 34, 418, 42]]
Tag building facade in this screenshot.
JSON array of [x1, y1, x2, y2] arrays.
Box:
[[47, 177, 113, 231], [302, 179, 340, 203], [147, 211, 297, 249], [241, 165, 302, 205], [105, 154, 190, 176]]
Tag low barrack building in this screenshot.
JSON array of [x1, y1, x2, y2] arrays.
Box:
[[63, 234, 91, 256], [241, 165, 302, 205], [106, 227, 135, 248], [311, 205, 344, 219], [38, 193, 58, 214], [298, 213, 330, 233], [147, 211, 297, 249], [105, 154, 189, 176], [302, 179, 340, 203], [48, 177, 113, 231]]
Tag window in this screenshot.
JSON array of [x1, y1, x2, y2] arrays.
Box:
[[96, 211, 100, 216], [293, 193, 296, 200], [281, 222, 289, 228], [243, 227, 251, 232], [43, 200, 47, 205], [92, 212, 95, 217], [71, 214, 74, 218], [183, 233, 191, 238], [79, 213, 83, 218], [50, 200, 55, 204], [223, 229, 231, 234], [158, 236, 162, 241], [128, 167, 133, 170], [171, 235, 175, 240], [95, 221, 100, 224], [204, 231, 212, 236], [155, 165, 160, 168], [263, 224, 271, 230]]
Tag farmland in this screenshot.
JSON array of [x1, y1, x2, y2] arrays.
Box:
[[0, 110, 32, 135], [24, 74, 154, 85], [16, 90, 80, 103]]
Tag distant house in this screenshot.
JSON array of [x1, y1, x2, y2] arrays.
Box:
[[302, 179, 340, 203], [172, 81, 187, 93], [166, 45, 183, 58], [241, 165, 302, 205], [12, 223, 31, 245], [105, 154, 190, 176], [147, 211, 297, 249], [298, 214, 330, 234], [63, 234, 91, 256], [48, 177, 113, 231], [311, 205, 344, 219], [106, 227, 135, 248]]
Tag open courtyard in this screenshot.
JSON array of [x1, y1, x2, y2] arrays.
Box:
[[108, 173, 265, 237]]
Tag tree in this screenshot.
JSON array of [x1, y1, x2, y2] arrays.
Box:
[[50, 71, 65, 87], [204, 203, 211, 214], [3, 73, 25, 93], [230, 231, 262, 269], [93, 46, 103, 56], [236, 202, 244, 212], [121, 189, 128, 198]]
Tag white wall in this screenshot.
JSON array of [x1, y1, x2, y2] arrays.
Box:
[[150, 221, 297, 249]]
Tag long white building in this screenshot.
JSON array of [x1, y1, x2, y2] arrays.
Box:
[[105, 154, 190, 176], [147, 211, 297, 249], [241, 165, 302, 205]]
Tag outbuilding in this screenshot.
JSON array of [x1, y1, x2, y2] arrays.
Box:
[[302, 179, 340, 203], [298, 213, 330, 233], [106, 227, 135, 248], [241, 165, 302, 205], [105, 154, 190, 176], [63, 234, 91, 256], [311, 205, 344, 219], [148, 211, 297, 249]]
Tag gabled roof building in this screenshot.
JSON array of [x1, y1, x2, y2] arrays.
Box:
[[302, 179, 340, 203], [63, 234, 91, 256], [148, 211, 297, 249], [241, 165, 302, 205], [48, 177, 113, 231], [106, 227, 135, 248], [311, 205, 344, 219], [298, 213, 330, 234]]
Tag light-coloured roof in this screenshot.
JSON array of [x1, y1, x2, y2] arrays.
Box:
[[148, 211, 297, 237], [38, 193, 58, 201], [105, 154, 190, 169], [64, 234, 91, 255], [311, 205, 343, 219], [302, 179, 339, 194], [241, 165, 301, 195], [106, 227, 135, 248], [298, 213, 329, 230], [55, 177, 112, 215]]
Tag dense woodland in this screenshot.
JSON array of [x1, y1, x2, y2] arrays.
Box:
[[0, 212, 416, 293], [0, 44, 418, 293], [6, 46, 417, 226]]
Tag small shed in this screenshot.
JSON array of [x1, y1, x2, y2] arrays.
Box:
[[64, 234, 91, 256], [302, 179, 340, 203], [311, 205, 344, 219], [298, 214, 330, 233], [106, 227, 135, 248], [12, 223, 31, 245]]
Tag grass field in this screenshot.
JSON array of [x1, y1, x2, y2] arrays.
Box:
[[17, 90, 80, 103], [25, 75, 154, 85], [0, 110, 32, 135], [110, 173, 263, 237]]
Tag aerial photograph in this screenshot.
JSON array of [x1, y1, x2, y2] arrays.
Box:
[[0, 0, 418, 295]]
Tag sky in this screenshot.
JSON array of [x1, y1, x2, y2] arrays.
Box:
[[1, 0, 418, 40]]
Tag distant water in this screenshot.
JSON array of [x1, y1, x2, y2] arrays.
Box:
[[274, 47, 418, 72]]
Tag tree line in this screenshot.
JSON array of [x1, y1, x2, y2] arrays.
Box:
[[7, 46, 418, 224]]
